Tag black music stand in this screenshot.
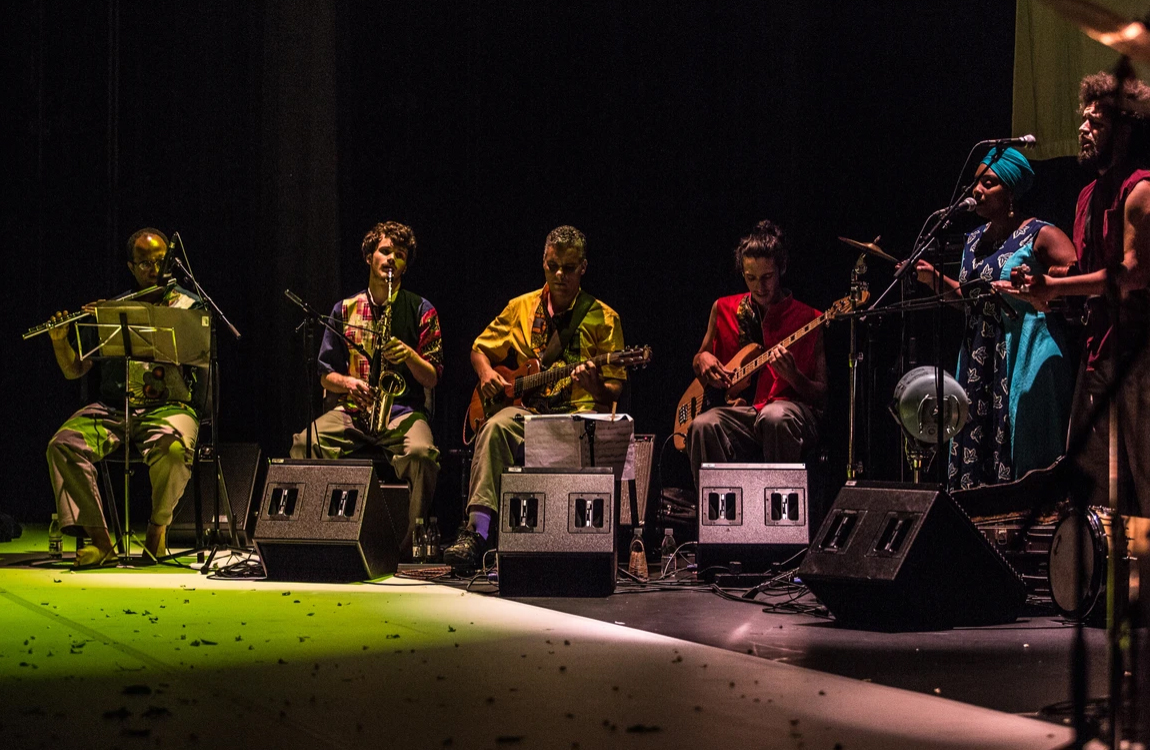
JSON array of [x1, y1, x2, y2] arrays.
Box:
[[79, 302, 210, 563]]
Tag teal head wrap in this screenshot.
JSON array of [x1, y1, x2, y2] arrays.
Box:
[[980, 147, 1034, 197]]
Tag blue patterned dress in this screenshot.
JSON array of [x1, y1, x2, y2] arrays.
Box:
[[949, 220, 1072, 490]]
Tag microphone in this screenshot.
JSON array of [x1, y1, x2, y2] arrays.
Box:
[[930, 196, 977, 217], [159, 234, 178, 284], [982, 134, 1036, 148]]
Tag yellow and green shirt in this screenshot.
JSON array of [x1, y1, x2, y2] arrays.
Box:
[[472, 287, 625, 413]]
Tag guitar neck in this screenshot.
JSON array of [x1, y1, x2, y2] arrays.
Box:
[[517, 352, 615, 393], [732, 313, 828, 382]]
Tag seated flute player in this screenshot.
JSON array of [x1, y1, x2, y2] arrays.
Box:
[[444, 225, 626, 572], [46, 228, 203, 568], [291, 221, 443, 559]]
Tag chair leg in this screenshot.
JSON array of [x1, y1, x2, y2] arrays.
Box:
[[99, 462, 127, 557]]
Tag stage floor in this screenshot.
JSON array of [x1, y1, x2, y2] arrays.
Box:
[[0, 528, 1088, 749]]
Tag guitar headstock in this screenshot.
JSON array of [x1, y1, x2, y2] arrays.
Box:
[[826, 290, 870, 320], [614, 345, 652, 369]]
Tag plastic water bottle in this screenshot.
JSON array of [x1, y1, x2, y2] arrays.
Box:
[[424, 517, 440, 563], [412, 518, 426, 564], [660, 527, 678, 576], [627, 527, 649, 581], [48, 513, 63, 560]]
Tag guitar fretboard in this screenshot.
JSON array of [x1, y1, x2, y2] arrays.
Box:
[[731, 301, 848, 382], [515, 352, 616, 395]]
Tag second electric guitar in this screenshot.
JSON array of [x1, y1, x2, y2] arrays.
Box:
[[464, 345, 652, 442], [671, 293, 864, 450]]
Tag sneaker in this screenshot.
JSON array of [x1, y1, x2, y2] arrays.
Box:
[[443, 527, 486, 572]]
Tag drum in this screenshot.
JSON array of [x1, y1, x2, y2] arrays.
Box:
[[1047, 508, 1150, 621]]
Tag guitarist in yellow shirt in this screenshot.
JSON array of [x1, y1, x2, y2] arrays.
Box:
[[686, 220, 828, 489], [444, 226, 627, 572]]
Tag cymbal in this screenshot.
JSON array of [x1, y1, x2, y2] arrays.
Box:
[[1042, 0, 1150, 64], [838, 235, 899, 264]]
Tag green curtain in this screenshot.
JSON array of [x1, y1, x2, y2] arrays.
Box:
[[1013, 0, 1150, 160]]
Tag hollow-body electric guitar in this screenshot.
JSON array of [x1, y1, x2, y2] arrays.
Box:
[[464, 345, 653, 442], [671, 294, 864, 450]]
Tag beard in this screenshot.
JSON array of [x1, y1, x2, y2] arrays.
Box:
[[1079, 129, 1116, 171]]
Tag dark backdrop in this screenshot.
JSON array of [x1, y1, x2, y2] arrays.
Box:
[[8, 1, 1068, 523]]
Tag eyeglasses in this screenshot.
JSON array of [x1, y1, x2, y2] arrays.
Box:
[[133, 259, 165, 271]]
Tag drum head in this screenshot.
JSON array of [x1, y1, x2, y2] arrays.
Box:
[[1048, 512, 1107, 620]]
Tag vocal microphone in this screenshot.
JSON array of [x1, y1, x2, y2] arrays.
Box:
[[929, 196, 977, 217], [981, 134, 1036, 148], [158, 237, 176, 284]]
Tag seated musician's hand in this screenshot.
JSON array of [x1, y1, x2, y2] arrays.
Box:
[[767, 345, 799, 383], [694, 351, 732, 389], [479, 370, 509, 400], [47, 311, 73, 342], [345, 377, 375, 410], [381, 337, 411, 365], [572, 360, 604, 389]]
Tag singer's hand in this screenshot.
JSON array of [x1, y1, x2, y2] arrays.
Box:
[[897, 259, 939, 288]]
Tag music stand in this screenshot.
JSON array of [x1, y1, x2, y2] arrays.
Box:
[[78, 302, 210, 562]]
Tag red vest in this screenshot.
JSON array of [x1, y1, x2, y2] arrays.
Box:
[[711, 292, 821, 410], [1073, 168, 1150, 368]]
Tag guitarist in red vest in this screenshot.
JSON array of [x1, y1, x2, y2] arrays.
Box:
[[687, 220, 827, 488], [444, 225, 627, 571]]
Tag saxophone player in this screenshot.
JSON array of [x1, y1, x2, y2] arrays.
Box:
[[291, 221, 443, 559]]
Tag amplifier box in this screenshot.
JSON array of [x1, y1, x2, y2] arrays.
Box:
[[498, 467, 616, 597], [797, 481, 1026, 630], [696, 463, 809, 577], [253, 459, 409, 583]]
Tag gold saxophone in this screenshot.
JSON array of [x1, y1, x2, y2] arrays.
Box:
[[366, 269, 407, 435]]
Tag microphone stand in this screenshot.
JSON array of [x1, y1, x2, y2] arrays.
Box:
[[165, 257, 245, 574], [283, 289, 373, 458]]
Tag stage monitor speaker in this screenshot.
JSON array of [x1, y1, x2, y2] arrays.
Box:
[[497, 467, 616, 597], [170, 442, 266, 547], [696, 463, 810, 577], [797, 481, 1027, 630], [253, 459, 410, 582]]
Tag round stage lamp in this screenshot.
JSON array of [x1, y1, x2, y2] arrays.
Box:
[[890, 366, 970, 444]]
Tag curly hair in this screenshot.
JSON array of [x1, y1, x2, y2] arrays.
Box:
[[361, 221, 417, 264], [545, 225, 587, 257], [125, 227, 168, 261], [734, 220, 787, 274], [1080, 71, 1150, 119]]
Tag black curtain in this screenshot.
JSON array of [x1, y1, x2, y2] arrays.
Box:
[[6, 1, 1026, 521]]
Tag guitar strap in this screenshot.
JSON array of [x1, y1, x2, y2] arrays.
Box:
[[540, 290, 595, 368]]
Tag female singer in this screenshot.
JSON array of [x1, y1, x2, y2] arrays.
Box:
[[909, 148, 1077, 489]]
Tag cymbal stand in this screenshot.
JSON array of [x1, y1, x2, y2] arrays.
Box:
[[847, 253, 868, 479]]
